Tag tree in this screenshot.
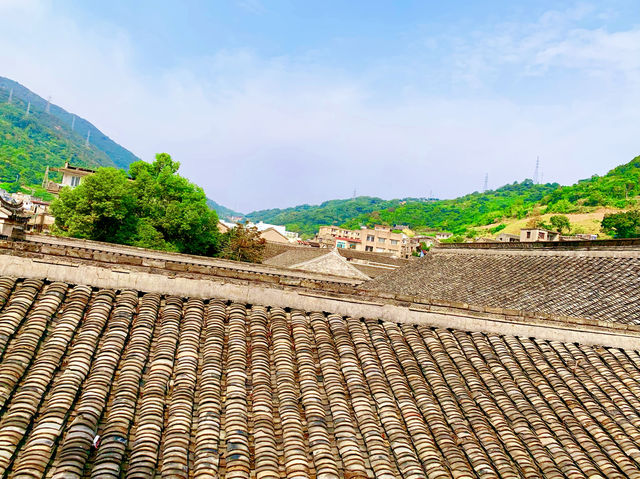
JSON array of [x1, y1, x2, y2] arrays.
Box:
[[549, 215, 571, 234], [601, 210, 640, 238], [219, 224, 266, 262], [526, 217, 545, 229], [50, 168, 137, 243], [50, 153, 221, 256], [128, 153, 220, 255]]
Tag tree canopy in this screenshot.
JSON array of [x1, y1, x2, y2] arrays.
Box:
[[51, 153, 221, 255], [601, 211, 640, 238]]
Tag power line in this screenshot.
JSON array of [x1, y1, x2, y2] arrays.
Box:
[[533, 156, 540, 184]]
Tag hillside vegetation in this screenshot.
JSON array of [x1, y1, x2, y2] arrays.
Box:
[[247, 155, 640, 236], [246, 196, 410, 236], [0, 77, 238, 217], [0, 80, 138, 198], [0, 77, 139, 169]]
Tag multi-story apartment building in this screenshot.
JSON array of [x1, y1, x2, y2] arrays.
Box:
[[317, 225, 403, 256]]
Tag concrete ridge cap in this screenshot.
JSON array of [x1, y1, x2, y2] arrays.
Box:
[[9, 237, 363, 285], [2, 253, 639, 349]]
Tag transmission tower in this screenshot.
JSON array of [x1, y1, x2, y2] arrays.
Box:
[[71, 115, 76, 131], [45, 96, 51, 114], [85, 130, 91, 147], [533, 156, 540, 184], [7, 88, 12, 104], [483, 173, 488, 193], [25, 101, 31, 117]]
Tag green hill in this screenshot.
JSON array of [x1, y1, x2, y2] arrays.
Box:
[[0, 77, 139, 170], [206, 199, 243, 221], [0, 78, 140, 198], [0, 77, 238, 216], [245, 155, 640, 237], [245, 196, 418, 236]]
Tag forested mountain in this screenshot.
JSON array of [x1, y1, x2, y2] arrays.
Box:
[[0, 77, 139, 169], [246, 155, 640, 236], [245, 196, 414, 236], [206, 199, 243, 220], [0, 77, 238, 216], [342, 180, 559, 233], [0, 78, 139, 197]]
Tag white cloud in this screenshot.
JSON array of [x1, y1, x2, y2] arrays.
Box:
[[0, 1, 639, 212]]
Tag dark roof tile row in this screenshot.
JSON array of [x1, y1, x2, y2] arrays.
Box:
[[362, 250, 640, 323], [0, 278, 637, 477]]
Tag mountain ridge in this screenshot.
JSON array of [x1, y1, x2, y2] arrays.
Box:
[[0, 76, 239, 218]]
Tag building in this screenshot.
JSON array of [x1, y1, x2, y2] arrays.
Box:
[[317, 225, 403, 256], [43, 162, 97, 195], [281, 248, 370, 280], [0, 194, 30, 239], [520, 228, 560, 242], [495, 232, 520, 242], [0, 237, 638, 476], [259, 226, 290, 244], [435, 231, 453, 240], [246, 221, 300, 243], [217, 220, 236, 234], [400, 235, 436, 257]]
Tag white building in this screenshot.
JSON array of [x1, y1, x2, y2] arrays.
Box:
[[246, 221, 300, 243]]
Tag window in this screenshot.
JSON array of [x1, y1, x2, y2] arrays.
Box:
[[70, 176, 81, 187], [390, 239, 398, 245], [365, 246, 373, 252], [526, 231, 531, 239], [366, 235, 374, 242], [349, 244, 356, 249], [378, 238, 385, 244], [336, 240, 346, 249], [376, 247, 385, 252]]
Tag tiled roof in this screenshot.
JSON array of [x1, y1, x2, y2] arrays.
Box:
[[0, 277, 639, 477], [362, 249, 640, 324]]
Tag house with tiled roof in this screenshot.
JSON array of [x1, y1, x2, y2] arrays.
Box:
[[0, 235, 638, 477]]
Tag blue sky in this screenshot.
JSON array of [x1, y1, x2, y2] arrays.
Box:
[[1, 1, 639, 212]]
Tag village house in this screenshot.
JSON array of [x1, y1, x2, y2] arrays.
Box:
[[520, 228, 560, 242], [495, 232, 520, 242], [43, 162, 97, 195], [317, 224, 403, 256]]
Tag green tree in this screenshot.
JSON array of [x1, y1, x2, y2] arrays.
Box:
[[219, 224, 266, 262], [549, 215, 571, 234], [50, 168, 137, 243], [601, 211, 640, 238], [129, 153, 220, 255], [50, 153, 221, 256]]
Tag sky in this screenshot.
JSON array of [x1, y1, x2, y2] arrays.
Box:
[[1, 1, 639, 213]]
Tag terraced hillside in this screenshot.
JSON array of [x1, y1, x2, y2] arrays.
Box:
[[0, 278, 639, 477], [363, 247, 640, 324]]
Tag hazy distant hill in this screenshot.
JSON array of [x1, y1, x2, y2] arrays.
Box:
[[206, 199, 243, 221]]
